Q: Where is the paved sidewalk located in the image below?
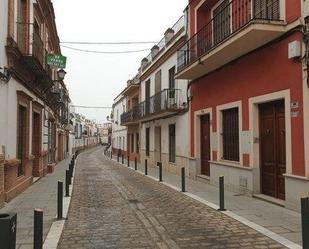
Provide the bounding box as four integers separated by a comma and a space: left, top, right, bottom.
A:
59, 147, 285, 249
0, 157, 71, 249
108, 153, 302, 246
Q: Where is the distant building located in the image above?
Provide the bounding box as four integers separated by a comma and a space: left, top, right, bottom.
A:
98, 123, 112, 145
111, 94, 127, 156
68, 109, 99, 154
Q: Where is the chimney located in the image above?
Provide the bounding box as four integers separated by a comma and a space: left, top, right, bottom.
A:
164, 28, 175, 44
151, 45, 160, 59
141, 57, 149, 68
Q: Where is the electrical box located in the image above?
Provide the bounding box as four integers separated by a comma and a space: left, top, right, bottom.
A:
288, 40, 301, 59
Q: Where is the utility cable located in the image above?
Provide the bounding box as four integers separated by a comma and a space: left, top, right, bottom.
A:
71, 105, 112, 109
60, 41, 158, 45
60, 45, 151, 54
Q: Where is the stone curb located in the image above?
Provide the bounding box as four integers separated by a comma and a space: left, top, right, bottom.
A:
43, 156, 77, 249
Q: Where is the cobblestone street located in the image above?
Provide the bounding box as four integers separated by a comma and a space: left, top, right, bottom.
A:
57, 148, 286, 249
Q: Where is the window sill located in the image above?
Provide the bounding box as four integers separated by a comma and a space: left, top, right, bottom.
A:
209, 160, 253, 171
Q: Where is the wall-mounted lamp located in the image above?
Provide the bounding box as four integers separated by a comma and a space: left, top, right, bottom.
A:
0, 67, 12, 83
57, 68, 67, 81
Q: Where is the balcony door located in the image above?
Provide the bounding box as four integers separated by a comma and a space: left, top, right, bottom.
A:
254, 0, 280, 20
213, 0, 231, 45
17, 0, 28, 53
154, 70, 162, 112
145, 79, 150, 115
168, 67, 176, 108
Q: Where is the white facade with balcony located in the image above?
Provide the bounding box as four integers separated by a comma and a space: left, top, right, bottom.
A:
111, 95, 127, 155
138, 16, 191, 176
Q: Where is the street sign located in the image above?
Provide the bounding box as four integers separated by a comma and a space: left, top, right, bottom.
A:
47, 55, 67, 68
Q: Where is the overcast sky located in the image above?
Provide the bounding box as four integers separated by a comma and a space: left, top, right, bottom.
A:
52, 0, 188, 124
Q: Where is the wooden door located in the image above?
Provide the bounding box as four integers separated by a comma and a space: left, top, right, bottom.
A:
200, 115, 210, 176
260, 100, 286, 200
17, 105, 27, 176
58, 133, 63, 161
155, 127, 161, 163
32, 112, 41, 175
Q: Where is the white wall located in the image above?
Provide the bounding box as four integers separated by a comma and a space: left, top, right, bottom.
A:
0, 0, 8, 155
0, 0, 7, 67
140, 53, 188, 104
139, 33, 189, 161
0, 77, 46, 159
141, 113, 189, 158
112, 96, 127, 150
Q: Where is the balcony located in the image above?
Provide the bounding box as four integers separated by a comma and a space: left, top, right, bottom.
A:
121, 89, 186, 125
177, 0, 285, 80
16, 23, 53, 90
120, 105, 144, 125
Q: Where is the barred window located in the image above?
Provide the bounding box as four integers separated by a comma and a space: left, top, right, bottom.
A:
222, 108, 239, 161
146, 128, 150, 156
169, 124, 176, 163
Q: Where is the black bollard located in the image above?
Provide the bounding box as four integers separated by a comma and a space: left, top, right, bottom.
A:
110, 151, 112, 159
57, 181, 63, 219
34, 209, 43, 249
65, 170, 70, 197
218, 176, 226, 211
158, 162, 162, 182
301, 197, 309, 249
181, 167, 186, 192
127, 156, 130, 167
69, 163, 73, 177
122, 154, 124, 164
135, 157, 137, 171
117, 153, 119, 162
145, 159, 148, 175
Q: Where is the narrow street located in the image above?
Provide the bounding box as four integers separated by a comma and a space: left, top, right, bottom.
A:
58, 148, 284, 249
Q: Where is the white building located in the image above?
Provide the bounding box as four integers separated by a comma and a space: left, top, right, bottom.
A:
139, 16, 189, 175
98, 122, 112, 145
111, 94, 127, 156
68, 109, 99, 154
0, 0, 70, 205
118, 15, 190, 175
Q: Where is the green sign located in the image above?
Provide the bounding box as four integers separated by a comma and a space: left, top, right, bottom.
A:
47, 54, 67, 68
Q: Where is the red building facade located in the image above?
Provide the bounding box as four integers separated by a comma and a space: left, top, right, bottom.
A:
177, 0, 309, 210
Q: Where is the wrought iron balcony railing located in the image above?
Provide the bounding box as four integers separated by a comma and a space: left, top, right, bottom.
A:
177, 0, 281, 72
17, 23, 45, 66
121, 89, 184, 125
